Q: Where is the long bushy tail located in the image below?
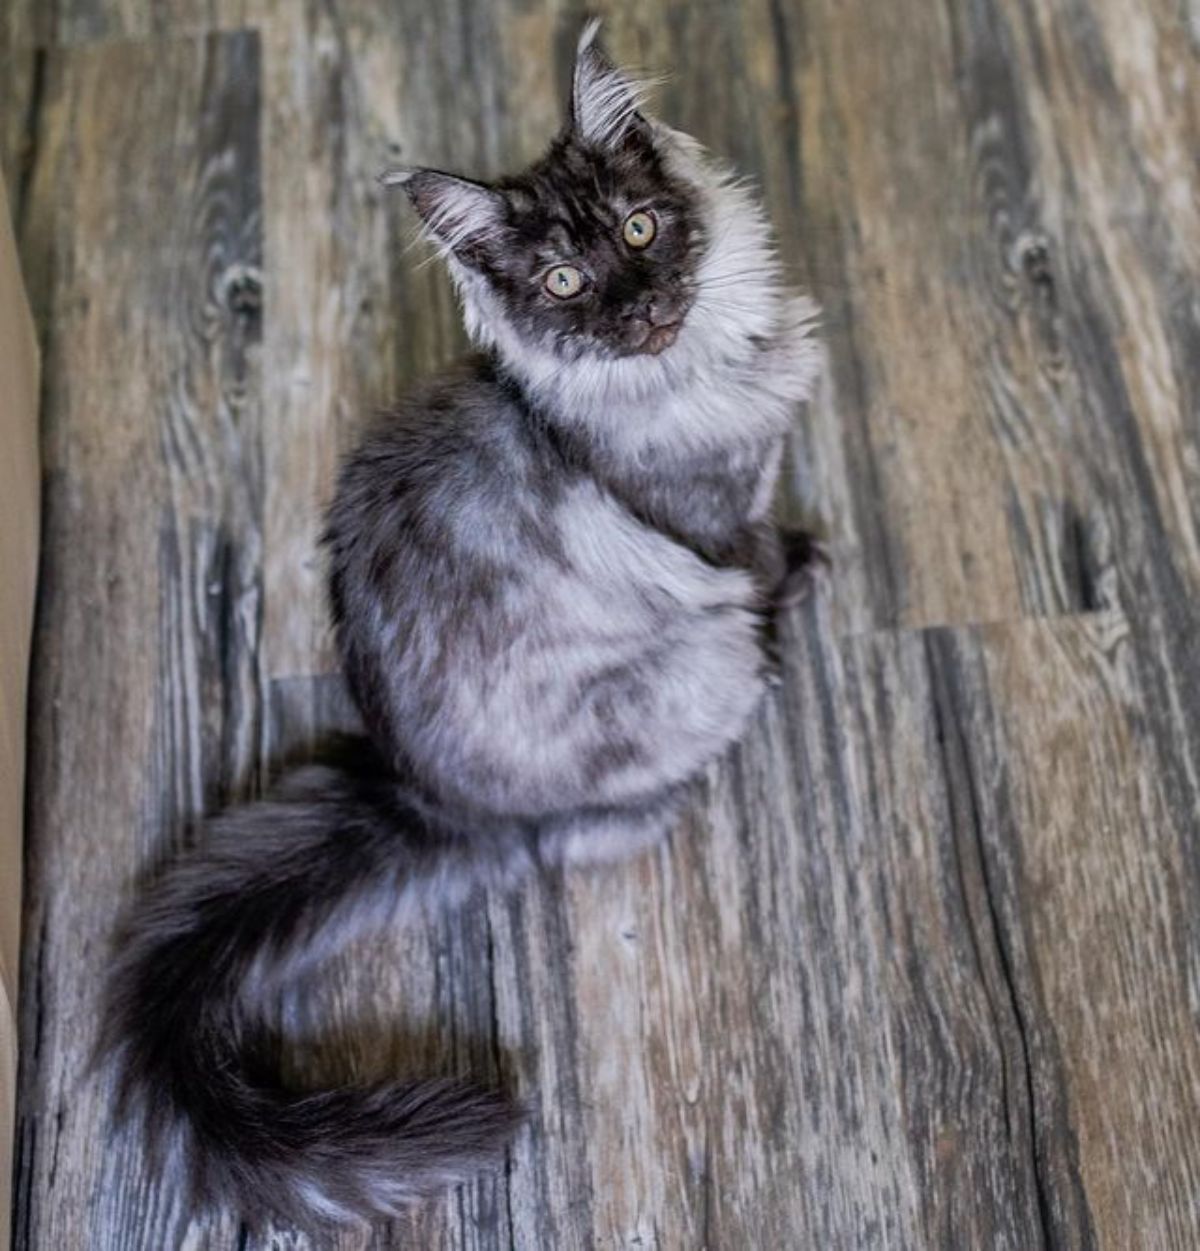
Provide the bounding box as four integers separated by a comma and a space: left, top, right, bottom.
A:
98, 749, 529, 1227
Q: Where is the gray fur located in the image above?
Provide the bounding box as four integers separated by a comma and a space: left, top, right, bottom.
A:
100, 21, 823, 1232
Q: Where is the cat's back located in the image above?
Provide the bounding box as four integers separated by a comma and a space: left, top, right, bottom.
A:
326, 356, 569, 607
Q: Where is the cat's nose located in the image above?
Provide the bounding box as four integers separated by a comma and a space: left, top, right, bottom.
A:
646, 297, 682, 327
628, 294, 682, 328
625, 294, 686, 354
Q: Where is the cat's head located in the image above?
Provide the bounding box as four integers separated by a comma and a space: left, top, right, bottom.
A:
385, 21, 785, 399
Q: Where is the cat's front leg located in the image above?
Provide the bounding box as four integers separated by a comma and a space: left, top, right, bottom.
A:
775, 525, 831, 607
743, 521, 830, 610
736, 517, 828, 690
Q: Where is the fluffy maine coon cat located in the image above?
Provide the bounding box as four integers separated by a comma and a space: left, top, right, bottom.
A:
99, 20, 824, 1229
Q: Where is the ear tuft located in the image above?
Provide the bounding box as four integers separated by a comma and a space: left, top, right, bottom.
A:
577, 15, 603, 58
385, 168, 507, 264
571, 21, 655, 148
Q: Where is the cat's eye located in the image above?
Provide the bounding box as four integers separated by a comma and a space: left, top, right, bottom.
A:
544, 265, 584, 298
623, 210, 657, 249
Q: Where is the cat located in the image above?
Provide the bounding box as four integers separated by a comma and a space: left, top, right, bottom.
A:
98, 19, 824, 1229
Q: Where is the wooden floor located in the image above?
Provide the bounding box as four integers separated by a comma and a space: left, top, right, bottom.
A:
4, 1, 1200, 1247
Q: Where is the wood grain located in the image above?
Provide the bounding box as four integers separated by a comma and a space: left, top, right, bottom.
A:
12, 30, 262, 1250
5, 2, 1200, 1249
930, 614, 1200, 1249
745, 0, 1199, 634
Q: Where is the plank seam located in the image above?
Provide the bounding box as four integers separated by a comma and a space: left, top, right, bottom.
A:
924, 630, 1054, 1249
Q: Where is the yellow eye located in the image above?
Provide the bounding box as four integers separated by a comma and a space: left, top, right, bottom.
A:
544, 265, 584, 298
623, 210, 657, 249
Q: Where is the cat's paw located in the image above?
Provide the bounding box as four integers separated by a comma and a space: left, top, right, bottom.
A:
774, 526, 831, 608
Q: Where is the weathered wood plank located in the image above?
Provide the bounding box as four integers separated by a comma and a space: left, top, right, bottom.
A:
932, 611, 1200, 1248
732, 0, 1066, 631
0, 26, 40, 218
736, 0, 1199, 634
0, 0, 45, 54
12, 30, 263, 1250
26, 0, 251, 45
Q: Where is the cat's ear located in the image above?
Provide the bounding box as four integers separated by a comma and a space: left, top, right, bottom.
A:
570, 19, 653, 149
381, 168, 508, 267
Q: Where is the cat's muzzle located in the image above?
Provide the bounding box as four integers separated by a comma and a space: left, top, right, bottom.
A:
623, 293, 690, 355
642, 320, 682, 354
